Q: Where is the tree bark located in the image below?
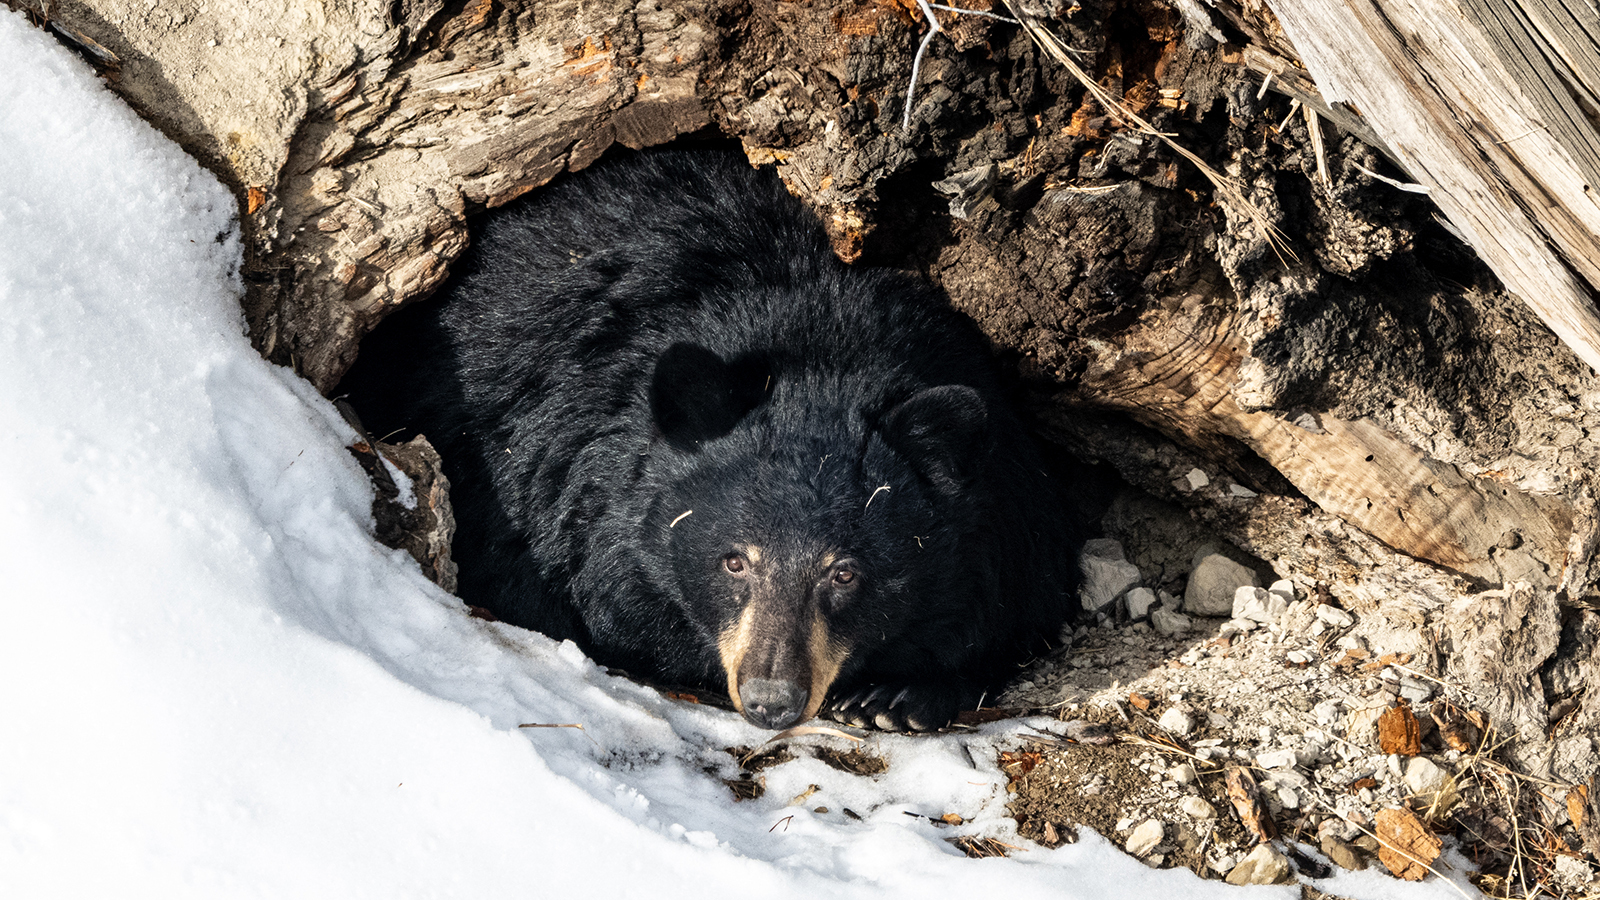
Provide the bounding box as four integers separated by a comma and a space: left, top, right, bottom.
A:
25, 0, 1600, 790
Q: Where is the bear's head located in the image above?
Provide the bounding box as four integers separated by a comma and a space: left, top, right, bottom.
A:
642, 341, 991, 730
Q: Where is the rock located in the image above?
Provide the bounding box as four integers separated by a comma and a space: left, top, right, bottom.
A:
1345, 705, 1387, 746
1554, 854, 1595, 888
1184, 467, 1210, 490
1285, 649, 1315, 665
1082, 537, 1127, 561
1278, 787, 1300, 809
1388, 753, 1407, 779
1125, 819, 1164, 857
1397, 675, 1435, 704
1150, 607, 1193, 635
1313, 698, 1342, 726
1321, 835, 1367, 871
1125, 587, 1158, 619
1179, 796, 1216, 819
1080, 541, 1142, 613
1404, 757, 1457, 811
1185, 553, 1259, 616
1158, 707, 1195, 737
1257, 749, 1298, 769
1233, 585, 1289, 624
1268, 579, 1297, 602
1219, 617, 1257, 638
1315, 604, 1355, 628
1225, 844, 1293, 885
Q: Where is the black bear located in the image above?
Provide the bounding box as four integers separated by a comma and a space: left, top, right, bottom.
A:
344, 150, 1085, 731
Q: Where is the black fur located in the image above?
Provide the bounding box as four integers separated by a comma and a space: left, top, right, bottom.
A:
344, 150, 1086, 731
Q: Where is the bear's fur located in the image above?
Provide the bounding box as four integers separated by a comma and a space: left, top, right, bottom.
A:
344, 150, 1087, 731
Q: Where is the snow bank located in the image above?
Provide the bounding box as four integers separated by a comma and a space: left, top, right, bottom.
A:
0, 12, 1476, 898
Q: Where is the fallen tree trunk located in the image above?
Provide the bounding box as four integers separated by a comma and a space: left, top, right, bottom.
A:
23, 0, 1600, 851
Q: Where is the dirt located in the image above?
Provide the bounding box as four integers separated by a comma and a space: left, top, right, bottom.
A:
986, 509, 1600, 893
1006, 737, 1254, 873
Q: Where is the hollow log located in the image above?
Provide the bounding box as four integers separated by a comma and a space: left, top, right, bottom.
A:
24, 0, 1600, 786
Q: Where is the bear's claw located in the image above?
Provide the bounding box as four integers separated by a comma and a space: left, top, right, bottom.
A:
823, 682, 960, 732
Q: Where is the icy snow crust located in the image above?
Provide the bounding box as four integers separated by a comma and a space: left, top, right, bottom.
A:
0, 13, 1471, 898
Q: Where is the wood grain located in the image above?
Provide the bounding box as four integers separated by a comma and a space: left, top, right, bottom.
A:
1262, 0, 1600, 373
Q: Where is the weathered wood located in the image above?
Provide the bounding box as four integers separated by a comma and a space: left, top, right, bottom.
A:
1075, 293, 1573, 584
49, 0, 719, 392
1262, 0, 1600, 374
33, 0, 1600, 784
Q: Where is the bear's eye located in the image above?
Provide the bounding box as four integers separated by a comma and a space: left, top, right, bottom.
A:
831, 567, 856, 586
721, 553, 747, 575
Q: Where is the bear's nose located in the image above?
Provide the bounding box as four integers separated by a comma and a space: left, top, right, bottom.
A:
738, 678, 807, 730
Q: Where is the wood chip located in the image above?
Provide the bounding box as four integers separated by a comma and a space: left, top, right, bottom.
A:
999, 749, 1042, 778
946, 835, 1014, 858
1378, 704, 1422, 756
1568, 784, 1588, 831
1225, 765, 1278, 843
1429, 701, 1482, 752
940, 813, 964, 825
1332, 647, 1371, 671
1572, 776, 1600, 857
1128, 691, 1152, 711
1347, 776, 1379, 793
1363, 651, 1413, 673
1374, 807, 1442, 880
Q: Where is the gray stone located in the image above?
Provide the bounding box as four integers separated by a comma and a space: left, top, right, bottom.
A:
1397, 675, 1435, 703
1405, 756, 1457, 810
1179, 796, 1215, 819
1124, 587, 1158, 620
1125, 819, 1164, 857
1082, 537, 1127, 561
1158, 706, 1195, 737
1321, 835, 1367, 871
1234, 585, 1288, 624
1267, 579, 1297, 603
1184, 553, 1259, 616
1315, 604, 1355, 628
1553, 855, 1595, 888
1080, 542, 1142, 613
1150, 607, 1193, 635
1225, 844, 1293, 885
1256, 749, 1298, 769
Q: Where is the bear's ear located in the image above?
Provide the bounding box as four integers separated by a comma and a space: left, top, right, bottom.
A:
880, 384, 989, 492
650, 343, 767, 451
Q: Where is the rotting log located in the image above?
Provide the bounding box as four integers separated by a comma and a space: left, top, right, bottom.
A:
1260, 0, 1600, 374
1074, 298, 1574, 585
21, 0, 1600, 784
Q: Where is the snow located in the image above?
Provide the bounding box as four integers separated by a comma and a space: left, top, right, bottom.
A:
0, 12, 1480, 898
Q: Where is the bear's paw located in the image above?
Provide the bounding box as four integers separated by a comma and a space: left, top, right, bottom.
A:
823, 681, 963, 733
